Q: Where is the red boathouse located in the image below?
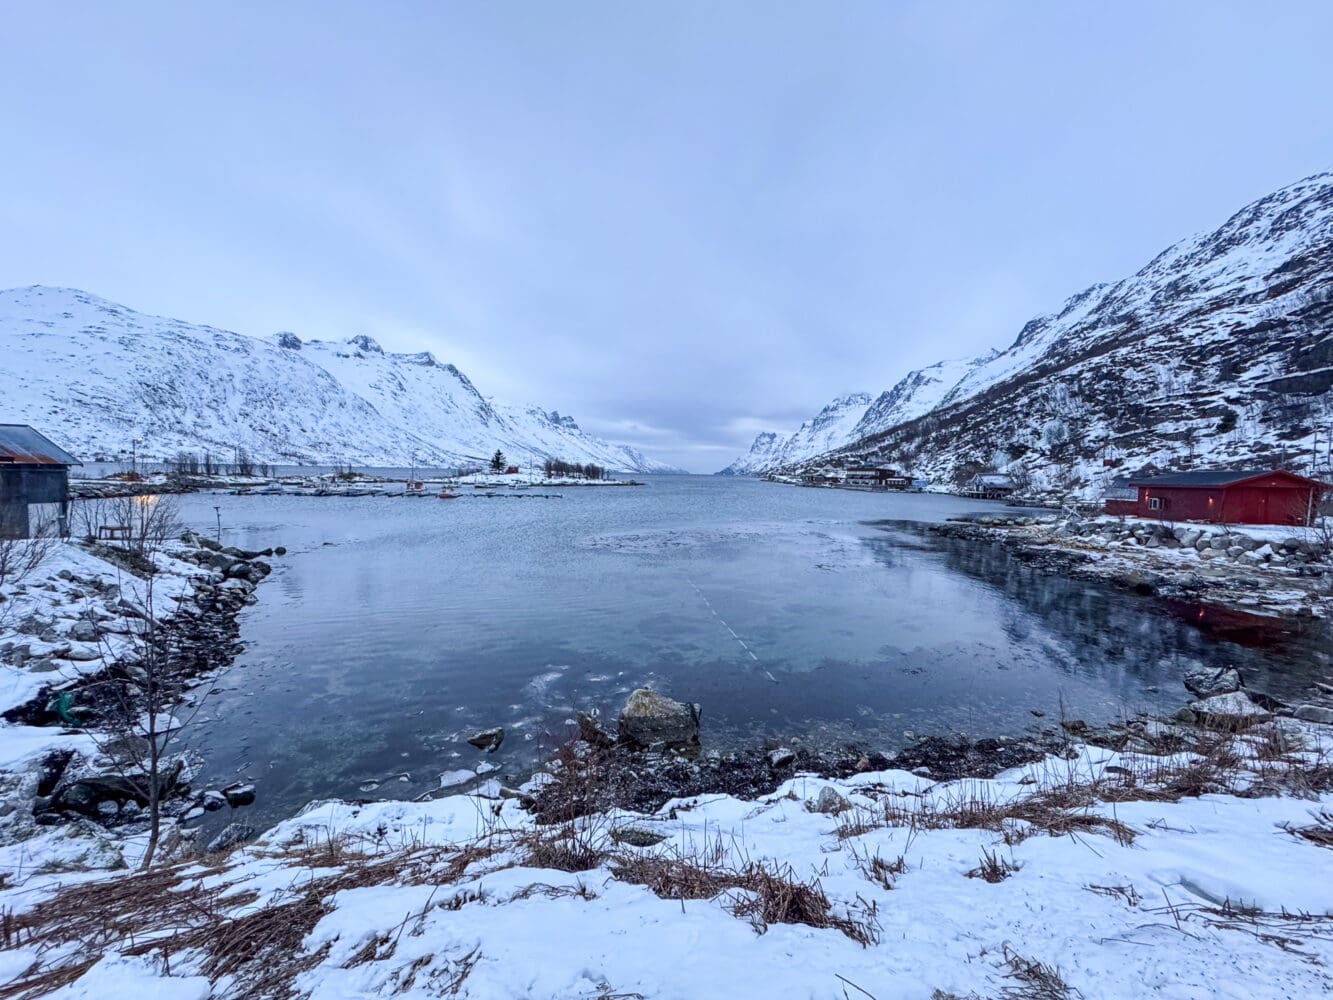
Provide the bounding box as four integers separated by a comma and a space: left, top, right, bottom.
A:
1116, 469, 1326, 526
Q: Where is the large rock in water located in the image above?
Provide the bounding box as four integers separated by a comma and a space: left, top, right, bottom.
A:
617, 689, 701, 749
1189, 691, 1271, 731
1182, 660, 1242, 698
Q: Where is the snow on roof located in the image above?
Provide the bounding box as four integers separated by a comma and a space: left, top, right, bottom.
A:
0, 425, 81, 466
1129, 469, 1318, 488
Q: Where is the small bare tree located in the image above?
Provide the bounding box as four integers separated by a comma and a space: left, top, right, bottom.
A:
0, 525, 57, 588
51, 502, 206, 868
70, 570, 200, 868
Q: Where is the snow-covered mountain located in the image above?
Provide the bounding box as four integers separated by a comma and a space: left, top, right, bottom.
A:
733, 170, 1333, 494
0, 287, 682, 472
719, 393, 872, 475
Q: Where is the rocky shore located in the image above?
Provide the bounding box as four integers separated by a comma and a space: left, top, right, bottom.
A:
926, 511, 1332, 621
0, 531, 279, 863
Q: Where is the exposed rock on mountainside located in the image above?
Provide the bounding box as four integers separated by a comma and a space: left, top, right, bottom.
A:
0, 287, 682, 472
720, 393, 872, 475
725, 171, 1333, 494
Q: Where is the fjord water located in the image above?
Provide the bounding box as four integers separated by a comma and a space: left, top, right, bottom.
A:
176, 477, 1325, 827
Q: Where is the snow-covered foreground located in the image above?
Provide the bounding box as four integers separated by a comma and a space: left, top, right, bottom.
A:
6, 733, 1332, 999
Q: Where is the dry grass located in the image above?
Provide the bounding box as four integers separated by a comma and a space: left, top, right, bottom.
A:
609, 846, 880, 946
848, 843, 909, 890
967, 848, 1020, 884
930, 946, 1082, 1000
1288, 811, 1333, 849
0, 838, 502, 1000
844, 733, 1333, 854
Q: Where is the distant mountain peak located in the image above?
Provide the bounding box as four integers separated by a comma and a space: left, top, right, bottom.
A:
729, 169, 1333, 491
0, 288, 681, 473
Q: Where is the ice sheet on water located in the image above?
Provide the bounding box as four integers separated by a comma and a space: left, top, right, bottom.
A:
523, 666, 568, 698
583, 525, 776, 555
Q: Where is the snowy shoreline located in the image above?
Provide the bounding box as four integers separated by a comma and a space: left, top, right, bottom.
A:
0, 532, 276, 868
4, 524, 1333, 997
926, 512, 1333, 623
3, 721, 1332, 999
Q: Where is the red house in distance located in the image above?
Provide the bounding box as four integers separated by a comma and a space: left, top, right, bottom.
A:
1109, 469, 1326, 526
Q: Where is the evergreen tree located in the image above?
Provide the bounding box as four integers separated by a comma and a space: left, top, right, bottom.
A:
490, 449, 506, 472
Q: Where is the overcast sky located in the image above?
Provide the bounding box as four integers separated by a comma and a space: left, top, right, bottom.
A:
2, 3, 1332, 471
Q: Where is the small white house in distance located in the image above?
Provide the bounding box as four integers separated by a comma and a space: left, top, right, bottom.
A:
962, 472, 1017, 499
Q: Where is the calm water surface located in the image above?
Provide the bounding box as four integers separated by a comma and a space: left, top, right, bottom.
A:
174, 477, 1328, 828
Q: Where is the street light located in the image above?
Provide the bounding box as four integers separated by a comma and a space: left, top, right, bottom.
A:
131, 437, 143, 476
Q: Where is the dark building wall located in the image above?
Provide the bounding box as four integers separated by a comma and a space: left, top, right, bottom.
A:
0, 465, 70, 538
0, 466, 69, 505
0, 502, 29, 539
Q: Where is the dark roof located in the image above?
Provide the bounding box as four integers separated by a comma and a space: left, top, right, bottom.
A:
0, 425, 81, 466
1129, 469, 1318, 489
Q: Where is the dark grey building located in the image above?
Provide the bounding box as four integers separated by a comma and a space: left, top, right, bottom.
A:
0, 425, 81, 538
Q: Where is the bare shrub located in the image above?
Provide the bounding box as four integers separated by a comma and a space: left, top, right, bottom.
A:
847, 843, 908, 891
967, 847, 1020, 883
0, 522, 57, 588
517, 824, 607, 873
1286, 810, 1333, 850
998, 946, 1082, 1000
609, 846, 879, 946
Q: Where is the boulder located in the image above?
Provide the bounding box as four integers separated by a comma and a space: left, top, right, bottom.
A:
1293, 704, 1333, 726
467, 727, 505, 752
206, 822, 256, 854
222, 782, 256, 808
1182, 661, 1242, 698
1189, 691, 1272, 730
617, 689, 701, 750
811, 786, 851, 815
767, 747, 796, 769
201, 790, 228, 812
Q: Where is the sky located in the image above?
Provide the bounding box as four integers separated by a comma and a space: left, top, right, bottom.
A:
2, 3, 1332, 472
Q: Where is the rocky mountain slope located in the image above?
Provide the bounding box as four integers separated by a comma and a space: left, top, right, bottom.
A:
0, 287, 681, 472
719, 393, 872, 475
729, 170, 1333, 495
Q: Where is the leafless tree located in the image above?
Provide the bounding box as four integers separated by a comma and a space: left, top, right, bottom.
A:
0, 523, 57, 588
68, 569, 203, 868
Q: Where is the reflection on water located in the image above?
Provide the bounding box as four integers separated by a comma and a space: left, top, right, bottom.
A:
172, 478, 1326, 830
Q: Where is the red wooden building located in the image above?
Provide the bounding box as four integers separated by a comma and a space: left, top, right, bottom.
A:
1114, 469, 1326, 526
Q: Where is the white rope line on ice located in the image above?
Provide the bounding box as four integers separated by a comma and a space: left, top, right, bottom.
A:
687, 577, 778, 682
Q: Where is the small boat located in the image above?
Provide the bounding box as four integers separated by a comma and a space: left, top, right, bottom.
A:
437, 491, 458, 499
405, 480, 427, 496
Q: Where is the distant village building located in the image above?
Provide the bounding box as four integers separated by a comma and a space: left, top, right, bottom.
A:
843, 465, 911, 491
800, 467, 843, 486
962, 473, 1017, 499
1101, 475, 1138, 516
1124, 469, 1326, 526
0, 425, 81, 539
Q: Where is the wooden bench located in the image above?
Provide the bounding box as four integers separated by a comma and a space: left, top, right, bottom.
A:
97, 525, 132, 541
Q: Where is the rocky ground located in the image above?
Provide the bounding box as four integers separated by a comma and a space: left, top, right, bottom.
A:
927, 511, 1333, 621
0, 530, 279, 865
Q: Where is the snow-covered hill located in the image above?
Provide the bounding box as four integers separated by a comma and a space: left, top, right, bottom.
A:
0, 287, 681, 472
734, 170, 1333, 494
719, 393, 872, 475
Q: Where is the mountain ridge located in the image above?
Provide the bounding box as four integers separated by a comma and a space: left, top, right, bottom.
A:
722, 170, 1333, 493
0, 286, 683, 472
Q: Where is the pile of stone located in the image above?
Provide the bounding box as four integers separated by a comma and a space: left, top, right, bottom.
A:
1053, 519, 1329, 570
